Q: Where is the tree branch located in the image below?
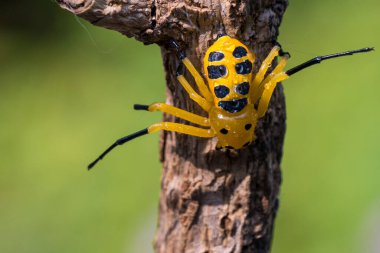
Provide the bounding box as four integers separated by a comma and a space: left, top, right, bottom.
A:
57, 0, 288, 252
57, 0, 156, 42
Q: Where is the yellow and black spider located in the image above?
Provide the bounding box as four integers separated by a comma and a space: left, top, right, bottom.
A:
88, 35, 373, 170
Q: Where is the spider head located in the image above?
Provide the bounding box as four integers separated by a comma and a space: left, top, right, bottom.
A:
203, 35, 255, 113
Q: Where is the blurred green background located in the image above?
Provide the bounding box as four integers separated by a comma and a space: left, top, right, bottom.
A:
0, 1, 379, 252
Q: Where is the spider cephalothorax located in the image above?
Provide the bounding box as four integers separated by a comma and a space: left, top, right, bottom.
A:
87, 35, 373, 169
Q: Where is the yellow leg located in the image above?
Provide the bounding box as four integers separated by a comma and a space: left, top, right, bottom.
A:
177, 75, 212, 112
182, 57, 213, 102
253, 55, 289, 104
148, 122, 215, 138
257, 72, 289, 118
148, 103, 210, 127
251, 46, 280, 102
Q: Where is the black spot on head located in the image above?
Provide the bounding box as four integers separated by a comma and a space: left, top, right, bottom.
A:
214, 85, 230, 98
208, 65, 227, 79
220, 128, 228, 135
208, 52, 224, 62
236, 82, 250, 95
245, 124, 252, 130
233, 46, 247, 58
235, 60, 252, 75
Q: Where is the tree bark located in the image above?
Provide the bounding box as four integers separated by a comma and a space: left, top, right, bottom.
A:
57, 0, 288, 252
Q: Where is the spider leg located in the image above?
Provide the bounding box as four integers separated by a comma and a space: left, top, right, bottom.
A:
88, 123, 215, 170
177, 74, 212, 112
253, 55, 289, 104
88, 128, 149, 170
148, 122, 215, 137
286, 47, 374, 76
134, 103, 210, 127
170, 40, 213, 102
257, 72, 289, 118
251, 46, 280, 100
255, 55, 289, 118
182, 58, 213, 101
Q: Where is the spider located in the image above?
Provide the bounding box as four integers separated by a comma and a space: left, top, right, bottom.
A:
88, 35, 373, 170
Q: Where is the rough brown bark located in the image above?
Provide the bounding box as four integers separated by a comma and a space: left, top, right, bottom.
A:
57, 0, 288, 252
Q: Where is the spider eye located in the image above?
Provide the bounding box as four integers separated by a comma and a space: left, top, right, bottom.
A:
236, 82, 250, 95
208, 65, 227, 79
214, 85, 230, 98
235, 60, 252, 75
233, 46, 247, 58
208, 51, 224, 62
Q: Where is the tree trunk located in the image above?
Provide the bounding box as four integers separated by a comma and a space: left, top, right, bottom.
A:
57, 0, 288, 252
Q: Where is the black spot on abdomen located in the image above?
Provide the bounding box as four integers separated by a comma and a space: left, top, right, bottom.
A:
208, 51, 224, 62
235, 60, 252, 75
218, 98, 247, 113
208, 65, 227, 79
233, 46, 247, 58
214, 85, 230, 98
236, 82, 250, 95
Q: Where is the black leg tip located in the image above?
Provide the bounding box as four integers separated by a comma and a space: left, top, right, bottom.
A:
87, 161, 96, 170
279, 48, 291, 58
364, 47, 375, 52
176, 62, 185, 76
280, 51, 291, 58
134, 104, 149, 110
169, 39, 186, 59
273, 40, 291, 58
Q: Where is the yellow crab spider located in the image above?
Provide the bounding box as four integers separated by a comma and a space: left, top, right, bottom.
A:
88, 35, 373, 170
